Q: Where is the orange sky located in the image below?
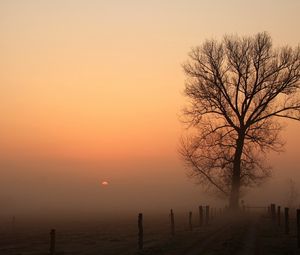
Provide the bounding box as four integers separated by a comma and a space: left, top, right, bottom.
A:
0, 0, 300, 216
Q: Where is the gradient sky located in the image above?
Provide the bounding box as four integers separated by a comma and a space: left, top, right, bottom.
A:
1, 0, 300, 216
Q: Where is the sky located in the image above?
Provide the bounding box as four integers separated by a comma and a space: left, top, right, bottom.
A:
0, 0, 300, 217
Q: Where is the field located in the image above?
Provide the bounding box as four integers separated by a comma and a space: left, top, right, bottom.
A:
0, 210, 299, 255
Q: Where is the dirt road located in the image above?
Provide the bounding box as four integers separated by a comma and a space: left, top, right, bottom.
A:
142, 214, 299, 255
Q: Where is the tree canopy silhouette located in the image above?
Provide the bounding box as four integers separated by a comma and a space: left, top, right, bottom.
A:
180, 32, 300, 209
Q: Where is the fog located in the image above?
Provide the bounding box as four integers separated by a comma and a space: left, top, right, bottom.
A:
1, 0, 300, 222
0, 157, 210, 218
1, 122, 299, 220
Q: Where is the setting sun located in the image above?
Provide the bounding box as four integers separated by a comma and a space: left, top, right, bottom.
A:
101, 181, 109, 186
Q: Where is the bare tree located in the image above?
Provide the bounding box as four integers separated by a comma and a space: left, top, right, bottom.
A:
180, 32, 300, 209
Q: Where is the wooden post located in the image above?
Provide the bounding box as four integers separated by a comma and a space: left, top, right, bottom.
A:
138, 213, 143, 250
205, 205, 210, 225
49, 229, 56, 255
189, 211, 193, 231
271, 203, 276, 223
297, 209, 300, 248
241, 200, 245, 212
170, 209, 175, 236
277, 206, 281, 226
199, 206, 203, 226
285, 207, 289, 235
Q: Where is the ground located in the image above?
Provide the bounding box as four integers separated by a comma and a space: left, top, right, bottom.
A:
140, 213, 299, 255
0, 211, 299, 255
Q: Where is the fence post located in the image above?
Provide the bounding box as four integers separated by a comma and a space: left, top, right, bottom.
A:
277, 206, 281, 226
170, 209, 175, 236
189, 211, 193, 231
205, 205, 210, 225
199, 206, 203, 226
49, 229, 56, 255
297, 209, 300, 248
285, 207, 289, 235
241, 200, 245, 212
138, 213, 143, 250
271, 203, 276, 223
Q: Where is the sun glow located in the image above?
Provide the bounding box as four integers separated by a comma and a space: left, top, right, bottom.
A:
101, 181, 109, 186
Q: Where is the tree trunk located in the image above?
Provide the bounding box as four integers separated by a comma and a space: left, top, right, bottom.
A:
229, 133, 245, 210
